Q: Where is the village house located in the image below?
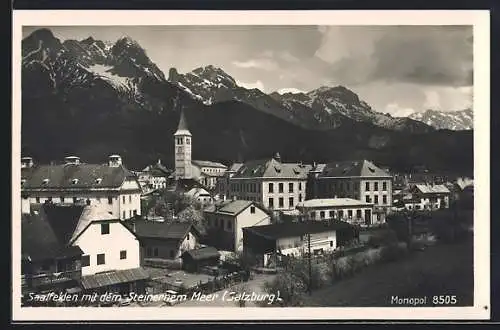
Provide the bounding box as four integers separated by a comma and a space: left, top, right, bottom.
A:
21, 155, 142, 220
21, 206, 84, 301
42, 203, 149, 295
307, 160, 393, 223
136, 159, 172, 192
242, 220, 355, 268
126, 219, 200, 262
224, 153, 312, 214
203, 200, 271, 252
184, 186, 214, 206
173, 110, 228, 190
296, 198, 376, 226
403, 184, 451, 211
215, 162, 244, 200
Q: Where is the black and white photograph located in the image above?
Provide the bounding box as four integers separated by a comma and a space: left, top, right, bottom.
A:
12, 10, 490, 321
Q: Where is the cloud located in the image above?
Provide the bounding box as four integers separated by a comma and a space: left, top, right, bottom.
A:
236, 80, 266, 92
232, 58, 279, 71
385, 103, 416, 117
277, 87, 306, 94
314, 26, 473, 87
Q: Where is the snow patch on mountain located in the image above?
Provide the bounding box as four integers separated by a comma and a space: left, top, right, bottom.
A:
88, 64, 129, 87
409, 109, 473, 130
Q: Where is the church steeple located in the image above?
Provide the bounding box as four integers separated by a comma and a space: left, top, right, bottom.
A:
174, 109, 192, 179
175, 109, 191, 136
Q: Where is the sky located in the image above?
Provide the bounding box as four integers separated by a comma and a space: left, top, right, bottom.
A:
23, 25, 473, 116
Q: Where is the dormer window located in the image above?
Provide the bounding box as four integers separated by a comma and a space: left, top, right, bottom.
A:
95, 178, 103, 184
71, 178, 79, 185
42, 178, 50, 185
274, 166, 281, 173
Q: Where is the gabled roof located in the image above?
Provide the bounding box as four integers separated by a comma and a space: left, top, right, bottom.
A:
204, 199, 264, 217
192, 160, 228, 169
414, 184, 451, 194
319, 160, 391, 178
22, 163, 139, 190
128, 220, 199, 240
181, 247, 220, 261
228, 163, 244, 172
21, 209, 83, 262
231, 158, 312, 179
243, 220, 354, 240
185, 187, 212, 198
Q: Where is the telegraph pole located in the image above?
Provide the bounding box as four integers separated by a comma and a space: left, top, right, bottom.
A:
307, 233, 312, 296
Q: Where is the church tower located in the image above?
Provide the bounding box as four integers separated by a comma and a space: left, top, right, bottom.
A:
174, 110, 192, 179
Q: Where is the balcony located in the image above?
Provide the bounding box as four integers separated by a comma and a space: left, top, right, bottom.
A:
25, 269, 81, 289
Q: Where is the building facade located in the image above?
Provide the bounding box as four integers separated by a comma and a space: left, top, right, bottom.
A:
308, 160, 393, 222
203, 200, 271, 252
224, 154, 312, 213
21, 155, 142, 220
404, 184, 451, 211
296, 198, 376, 226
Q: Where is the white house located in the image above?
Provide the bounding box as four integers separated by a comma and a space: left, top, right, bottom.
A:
185, 187, 213, 206
21, 155, 142, 220
404, 184, 451, 211
203, 200, 271, 252
296, 198, 377, 226
43, 203, 149, 295
242, 221, 354, 267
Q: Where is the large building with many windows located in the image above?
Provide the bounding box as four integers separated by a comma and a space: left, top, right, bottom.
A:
21, 155, 142, 220
307, 160, 393, 222
223, 153, 312, 213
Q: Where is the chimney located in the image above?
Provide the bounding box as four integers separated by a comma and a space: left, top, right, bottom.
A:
273, 152, 281, 162
108, 155, 123, 167
64, 156, 80, 165
21, 157, 34, 169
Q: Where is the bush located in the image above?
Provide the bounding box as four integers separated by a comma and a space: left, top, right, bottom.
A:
260, 271, 306, 307
366, 229, 399, 248
380, 243, 408, 263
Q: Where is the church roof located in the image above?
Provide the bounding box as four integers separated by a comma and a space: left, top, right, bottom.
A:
174, 110, 191, 136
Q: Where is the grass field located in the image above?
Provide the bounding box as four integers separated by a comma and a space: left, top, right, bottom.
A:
303, 235, 473, 307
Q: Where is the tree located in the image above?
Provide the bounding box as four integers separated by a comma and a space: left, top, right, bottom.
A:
177, 205, 205, 230
261, 271, 306, 307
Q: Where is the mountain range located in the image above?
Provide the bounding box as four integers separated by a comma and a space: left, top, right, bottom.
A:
409, 109, 473, 130
20, 28, 473, 175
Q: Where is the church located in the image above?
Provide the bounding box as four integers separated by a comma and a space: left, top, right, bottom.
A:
173, 111, 228, 191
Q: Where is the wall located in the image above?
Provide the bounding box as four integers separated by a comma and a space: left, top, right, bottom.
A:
260, 179, 307, 211
235, 205, 271, 252
73, 221, 140, 276
277, 230, 337, 257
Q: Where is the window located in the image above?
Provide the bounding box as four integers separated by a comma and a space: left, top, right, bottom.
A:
330, 241, 334, 247
146, 247, 152, 257
356, 210, 362, 218
279, 183, 284, 193
269, 198, 274, 208
177, 147, 183, 153
299, 194, 302, 202
279, 197, 284, 208
81, 255, 90, 267
310, 211, 316, 219
123, 196, 126, 204
268, 183, 274, 193
365, 182, 370, 191
108, 196, 113, 204
60, 196, 65, 203
133, 210, 137, 216
289, 183, 294, 193
186, 138, 190, 145
348, 210, 353, 218
250, 206, 256, 214
374, 195, 379, 204
177, 137, 183, 144
73, 197, 78, 203
366, 195, 371, 203
129, 195, 132, 203
123, 211, 126, 219
101, 223, 110, 235
227, 221, 232, 230
35, 197, 40, 203
299, 182, 302, 191
383, 181, 387, 191
129, 210, 132, 218
382, 195, 387, 204
329, 211, 335, 218
338, 210, 344, 218
374, 182, 379, 191
153, 248, 159, 257
97, 254, 105, 265
289, 197, 294, 208
120, 250, 127, 260
320, 211, 325, 219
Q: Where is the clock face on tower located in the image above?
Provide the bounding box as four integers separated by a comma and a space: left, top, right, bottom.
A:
177, 147, 183, 153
